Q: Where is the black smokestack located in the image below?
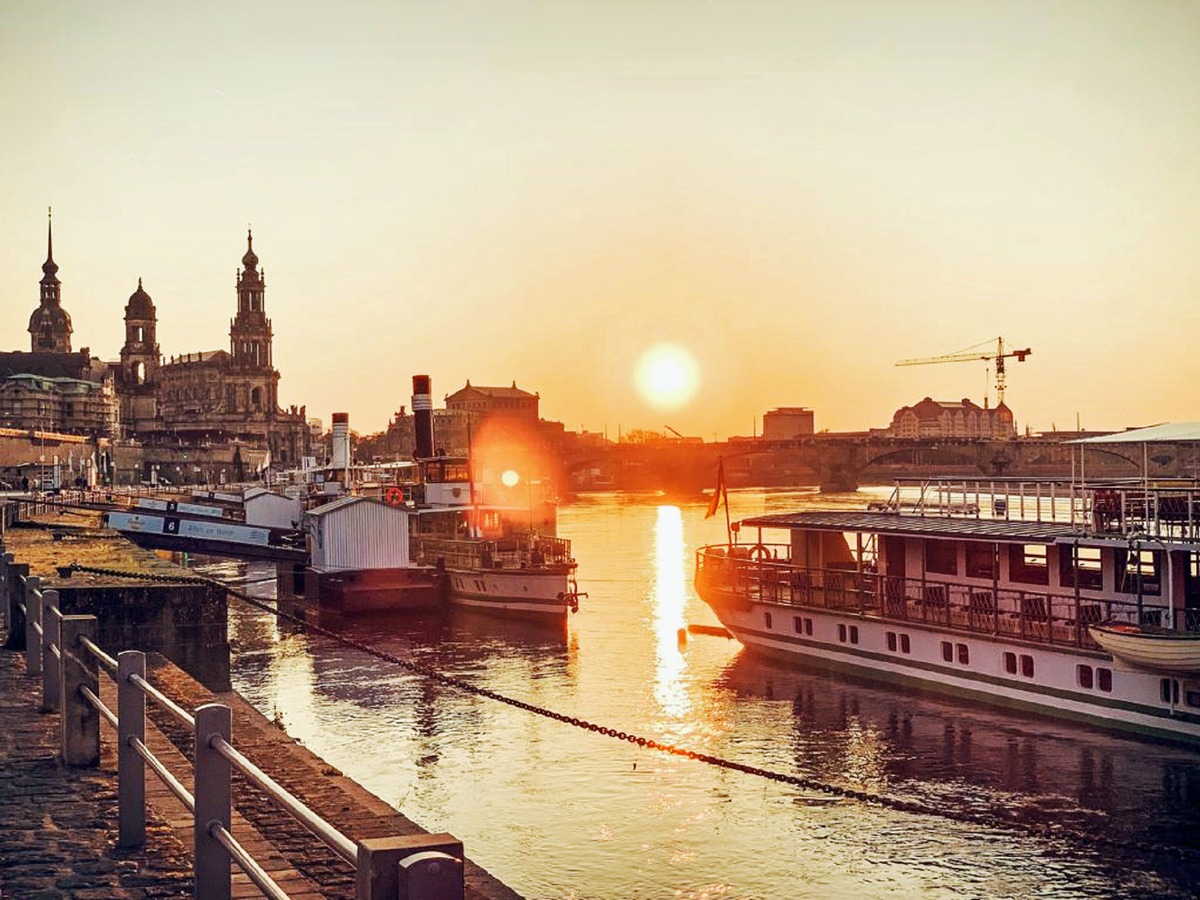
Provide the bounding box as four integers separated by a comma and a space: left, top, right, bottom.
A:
412, 375, 433, 460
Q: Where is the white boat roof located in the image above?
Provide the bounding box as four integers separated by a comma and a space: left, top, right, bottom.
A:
1072, 422, 1200, 443
740, 510, 1084, 544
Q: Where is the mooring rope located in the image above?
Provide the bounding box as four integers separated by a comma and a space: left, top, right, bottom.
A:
66, 561, 1200, 863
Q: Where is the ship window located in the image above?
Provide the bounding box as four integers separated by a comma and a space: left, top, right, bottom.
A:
764, 612, 773, 629
794, 616, 804, 634
1010, 545, 1049, 585
925, 541, 957, 575
900, 634, 910, 654
1060, 546, 1104, 591
1003, 652, 1018, 675
1020, 654, 1034, 678
1117, 548, 1161, 596
941, 641, 953, 662
1077, 664, 1094, 689
804, 617, 813, 636
956, 643, 969, 665
965, 542, 996, 578
1187, 690, 1200, 709
837, 623, 847, 642
1161, 678, 1180, 704
849, 625, 859, 644
887, 631, 897, 652
1097, 668, 1112, 692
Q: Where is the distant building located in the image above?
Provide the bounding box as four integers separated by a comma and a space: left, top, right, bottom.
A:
445, 381, 539, 421
762, 407, 815, 440
5, 218, 311, 475
888, 397, 1015, 438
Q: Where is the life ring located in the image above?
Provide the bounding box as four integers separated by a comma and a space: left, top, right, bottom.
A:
384, 486, 405, 507
751, 544, 771, 560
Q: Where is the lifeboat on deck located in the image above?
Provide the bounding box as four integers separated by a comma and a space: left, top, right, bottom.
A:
1088, 623, 1200, 675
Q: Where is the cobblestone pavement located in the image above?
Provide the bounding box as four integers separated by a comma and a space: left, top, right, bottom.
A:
0, 622, 193, 899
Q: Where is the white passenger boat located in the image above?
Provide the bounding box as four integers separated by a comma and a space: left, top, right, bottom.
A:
408, 454, 580, 619
695, 476, 1200, 746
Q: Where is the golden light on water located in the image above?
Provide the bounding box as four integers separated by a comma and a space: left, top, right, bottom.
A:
652, 504, 690, 721
634, 343, 700, 412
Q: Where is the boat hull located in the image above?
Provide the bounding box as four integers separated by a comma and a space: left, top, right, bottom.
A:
305, 565, 445, 614
445, 565, 578, 617
698, 585, 1200, 747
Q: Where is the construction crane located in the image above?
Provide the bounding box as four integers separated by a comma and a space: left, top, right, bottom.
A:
895, 336, 1031, 405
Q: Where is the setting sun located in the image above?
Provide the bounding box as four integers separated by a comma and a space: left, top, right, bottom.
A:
634, 344, 701, 411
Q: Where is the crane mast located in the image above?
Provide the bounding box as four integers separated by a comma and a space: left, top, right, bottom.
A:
895, 337, 1031, 405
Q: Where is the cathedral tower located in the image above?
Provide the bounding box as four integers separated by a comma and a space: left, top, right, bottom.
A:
28, 209, 73, 353
120, 279, 160, 387
227, 229, 279, 413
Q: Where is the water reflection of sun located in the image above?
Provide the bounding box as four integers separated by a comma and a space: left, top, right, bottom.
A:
652, 505, 691, 721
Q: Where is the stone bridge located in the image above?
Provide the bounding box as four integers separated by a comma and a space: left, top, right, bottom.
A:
559, 435, 1198, 494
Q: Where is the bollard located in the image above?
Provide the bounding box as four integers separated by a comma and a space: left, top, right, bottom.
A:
356, 833, 464, 900
41, 591, 61, 712
60, 615, 100, 766
4, 560, 28, 651
118, 651, 147, 848
24, 576, 41, 676
195, 703, 232, 900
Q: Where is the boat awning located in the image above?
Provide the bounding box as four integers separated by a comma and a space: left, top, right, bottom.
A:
1071, 422, 1200, 444
739, 511, 1084, 544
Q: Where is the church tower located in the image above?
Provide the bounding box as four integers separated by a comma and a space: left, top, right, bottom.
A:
28, 209, 73, 353
227, 229, 279, 414
120, 279, 160, 387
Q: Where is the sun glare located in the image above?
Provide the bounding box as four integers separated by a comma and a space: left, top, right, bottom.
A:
634, 344, 700, 411
500, 469, 521, 487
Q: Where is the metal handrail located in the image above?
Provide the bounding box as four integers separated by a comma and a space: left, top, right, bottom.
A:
79, 635, 117, 674
211, 735, 357, 864
130, 735, 194, 813
80, 684, 117, 728
210, 823, 290, 900
129, 672, 195, 728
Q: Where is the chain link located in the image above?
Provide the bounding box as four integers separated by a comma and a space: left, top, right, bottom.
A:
68, 563, 1200, 862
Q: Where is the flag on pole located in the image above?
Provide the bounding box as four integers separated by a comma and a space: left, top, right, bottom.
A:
705, 458, 726, 519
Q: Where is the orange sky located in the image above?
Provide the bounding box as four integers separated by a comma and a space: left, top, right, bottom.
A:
3, 2, 1199, 439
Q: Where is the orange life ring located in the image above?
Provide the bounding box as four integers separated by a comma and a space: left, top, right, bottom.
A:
384, 486, 405, 506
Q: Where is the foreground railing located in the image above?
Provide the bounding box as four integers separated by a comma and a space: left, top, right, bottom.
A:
1, 545, 464, 900
695, 545, 1188, 649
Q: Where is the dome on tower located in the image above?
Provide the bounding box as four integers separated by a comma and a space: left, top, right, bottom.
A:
125, 278, 155, 317
241, 229, 259, 270
28, 304, 72, 334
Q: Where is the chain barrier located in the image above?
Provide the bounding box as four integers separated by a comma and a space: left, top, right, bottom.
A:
65, 562, 1200, 863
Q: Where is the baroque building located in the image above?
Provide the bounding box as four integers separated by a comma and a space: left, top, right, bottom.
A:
888, 397, 1015, 439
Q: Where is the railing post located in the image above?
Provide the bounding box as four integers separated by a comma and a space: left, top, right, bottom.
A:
24, 576, 42, 676
60, 615, 100, 766
194, 703, 232, 900
41, 590, 61, 712
118, 650, 147, 848
356, 833, 464, 900
0, 545, 7, 628
4, 559, 28, 651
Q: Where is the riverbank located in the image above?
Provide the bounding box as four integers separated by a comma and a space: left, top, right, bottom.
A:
0, 511, 521, 900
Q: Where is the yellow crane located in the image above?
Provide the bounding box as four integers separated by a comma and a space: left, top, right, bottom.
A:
895, 336, 1031, 405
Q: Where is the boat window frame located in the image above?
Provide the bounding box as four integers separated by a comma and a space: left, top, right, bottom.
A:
925, 539, 958, 576
1010, 544, 1050, 586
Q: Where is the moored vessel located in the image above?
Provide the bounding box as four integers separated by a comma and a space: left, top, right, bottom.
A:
695, 472, 1200, 745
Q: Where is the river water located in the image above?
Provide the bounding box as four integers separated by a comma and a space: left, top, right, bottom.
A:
213, 489, 1200, 899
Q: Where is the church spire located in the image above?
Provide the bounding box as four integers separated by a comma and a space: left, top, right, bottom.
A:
41, 206, 59, 284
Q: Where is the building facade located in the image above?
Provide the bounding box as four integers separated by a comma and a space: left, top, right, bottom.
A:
888, 397, 1015, 439
762, 407, 815, 440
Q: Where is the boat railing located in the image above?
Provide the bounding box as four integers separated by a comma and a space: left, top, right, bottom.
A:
413, 534, 573, 570
695, 544, 1192, 648
878, 477, 1200, 541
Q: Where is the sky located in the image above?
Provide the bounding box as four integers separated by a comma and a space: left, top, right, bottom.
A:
3, 1, 1199, 439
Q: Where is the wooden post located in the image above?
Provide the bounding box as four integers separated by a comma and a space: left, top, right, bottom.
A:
356, 833, 464, 900
194, 703, 232, 900
118, 650, 147, 848
60, 615, 100, 766
41, 591, 60, 712
4, 560, 28, 651
24, 576, 41, 676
